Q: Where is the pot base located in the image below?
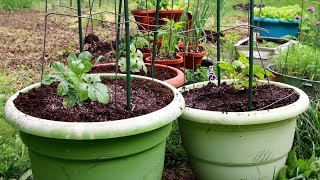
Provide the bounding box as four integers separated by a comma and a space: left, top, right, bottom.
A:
21, 123, 172, 180
178, 118, 296, 180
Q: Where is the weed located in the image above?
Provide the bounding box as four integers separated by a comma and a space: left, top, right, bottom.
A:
165, 121, 188, 168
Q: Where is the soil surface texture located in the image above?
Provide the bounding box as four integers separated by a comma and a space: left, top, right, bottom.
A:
183, 82, 299, 112
90, 65, 176, 81
14, 79, 173, 122
162, 161, 195, 180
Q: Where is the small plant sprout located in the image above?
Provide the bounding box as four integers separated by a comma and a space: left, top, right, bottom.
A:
158, 18, 184, 58
43, 51, 109, 107
119, 44, 147, 74
218, 51, 274, 89
207, 66, 216, 81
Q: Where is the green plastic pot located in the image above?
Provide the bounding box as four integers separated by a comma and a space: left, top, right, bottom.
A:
4, 74, 185, 180
178, 80, 309, 180
267, 64, 320, 97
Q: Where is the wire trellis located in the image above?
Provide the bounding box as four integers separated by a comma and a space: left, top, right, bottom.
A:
39, 0, 314, 111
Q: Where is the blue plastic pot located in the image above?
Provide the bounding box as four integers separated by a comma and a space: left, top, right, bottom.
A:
254, 17, 299, 38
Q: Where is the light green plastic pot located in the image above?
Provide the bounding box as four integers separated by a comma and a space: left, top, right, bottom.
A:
178, 80, 309, 180
4, 74, 185, 180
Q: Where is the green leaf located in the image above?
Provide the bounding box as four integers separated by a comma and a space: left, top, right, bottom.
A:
84, 74, 101, 83
277, 165, 289, 180
57, 81, 69, 96
81, 61, 93, 73
232, 60, 245, 68
88, 83, 109, 104
296, 159, 308, 172
255, 72, 265, 79
43, 74, 58, 85
78, 51, 93, 62
74, 83, 88, 101
63, 93, 79, 107
218, 61, 233, 72
67, 53, 77, 65
51, 62, 65, 74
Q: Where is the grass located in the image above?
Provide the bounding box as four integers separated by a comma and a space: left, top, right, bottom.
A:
294, 98, 320, 160
0, 66, 37, 179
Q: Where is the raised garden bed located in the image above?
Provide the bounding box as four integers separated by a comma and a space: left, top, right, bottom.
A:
235, 36, 293, 67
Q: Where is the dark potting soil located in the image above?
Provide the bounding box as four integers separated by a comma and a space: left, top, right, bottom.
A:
162, 161, 195, 180
90, 66, 176, 81
85, 39, 117, 61
183, 82, 299, 112
13, 79, 173, 122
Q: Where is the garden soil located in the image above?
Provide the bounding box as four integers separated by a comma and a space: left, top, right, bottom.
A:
14, 79, 173, 122
183, 82, 299, 111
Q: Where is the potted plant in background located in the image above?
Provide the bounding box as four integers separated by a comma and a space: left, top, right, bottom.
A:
267, 43, 320, 97
235, 36, 293, 67
177, 0, 211, 71
158, 0, 187, 26
131, 0, 156, 31
91, 44, 185, 88
145, 18, 184, 68
254, 5, 302, 38
4, 51, 185, 180
177, 53, 309, 179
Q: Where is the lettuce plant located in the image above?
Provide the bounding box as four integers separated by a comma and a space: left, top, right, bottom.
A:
218, 51, 274, 89
43, 51, 109, 107
119, 44, 147, 74
254, 5, 302, 22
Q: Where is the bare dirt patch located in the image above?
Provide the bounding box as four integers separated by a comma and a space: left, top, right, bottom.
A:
0, 10, 116, 72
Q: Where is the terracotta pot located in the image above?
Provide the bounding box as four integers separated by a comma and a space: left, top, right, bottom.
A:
145, 54, 184, 69
131, 9, 156, 31
143, 53, 150, 61
177, 44, 206, 71
159, 9, 184, 25
92, 63, 184, 88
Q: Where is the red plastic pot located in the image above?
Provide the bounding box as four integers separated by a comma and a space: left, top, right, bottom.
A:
159, 9, 183, 25
131, 9, 156, 31
177, 44, 206, 71
145, 54, 184, 69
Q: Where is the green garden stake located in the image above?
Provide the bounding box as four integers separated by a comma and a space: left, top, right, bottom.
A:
248, 0, 254, 111
216, 0, 221, 85
77, 0, 83, 52
151, 0, 161, 78
124, 0, 131, 111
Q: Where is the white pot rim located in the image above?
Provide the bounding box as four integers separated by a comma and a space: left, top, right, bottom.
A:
4, 74, 185, 140
179, 80, 309, 125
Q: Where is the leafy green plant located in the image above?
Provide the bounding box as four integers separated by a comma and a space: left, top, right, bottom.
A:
218, 51, 274, 89
132, 32, 150, 50
221, 32, 240, 60
278, 150, 320, 180
158, 18, 184, 58
185, 0, 212, 51
182, 65, 210, 85
136, 0, 156, 9
166, 0, 188, 10
119, 44, 147, 74
299, 6, 320, 48
294, 98, 320, 160
0, 135, 30, 179
254, 40, 279, 48
43, 51, 109, 107
273, 43, 320, 81
254, 5, 302, 22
